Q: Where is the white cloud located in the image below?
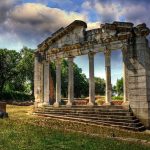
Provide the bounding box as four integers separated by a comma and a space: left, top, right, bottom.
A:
9, 3, 86, 32
81, 1, 91, 10
120, 4, 150, 26
87, 22, 100, 30
94, 1, 122, 22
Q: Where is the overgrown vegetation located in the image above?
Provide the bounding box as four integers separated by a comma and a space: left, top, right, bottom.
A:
0, 105, 149, 150
0, 48, 107, 101
0, 91, 34, 101
0, 48, 34, 101
112, 96, 123, 100
0, 48, 124, 102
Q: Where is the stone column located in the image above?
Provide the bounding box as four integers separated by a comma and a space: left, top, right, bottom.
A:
87, 52, 95, 106
67, 57, 74, 106
104, 49, 112, 105
43, 61, 50, 105
122, 47, 128, 104
40, 63, 44, 103
34, 55, 41, 103
54, 59, 61, 107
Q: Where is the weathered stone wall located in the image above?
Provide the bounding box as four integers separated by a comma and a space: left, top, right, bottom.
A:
126, 36, 150, 127
49, 26, 85, 49
35, 20, 150, 128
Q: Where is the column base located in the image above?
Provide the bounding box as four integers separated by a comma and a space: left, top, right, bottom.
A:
34, 102, 38, 108
87, 102, 94, 107
53, 102, 60, 107
103, 102, 111, 106
66, 101, 72, 107
42, 102, 50, 106
34, 102, 44, 107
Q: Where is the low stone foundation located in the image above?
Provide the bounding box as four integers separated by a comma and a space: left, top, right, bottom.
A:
61, 98, 124, 106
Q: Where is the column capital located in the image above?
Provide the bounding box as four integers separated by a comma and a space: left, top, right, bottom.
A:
104, 46, 111, 56
43, 60, 50, 64
88, 51, 95, 57
68, 56, 74, 60
121, 43, 128, 54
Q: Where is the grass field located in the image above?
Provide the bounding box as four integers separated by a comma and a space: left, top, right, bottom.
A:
0, 105, 150, 150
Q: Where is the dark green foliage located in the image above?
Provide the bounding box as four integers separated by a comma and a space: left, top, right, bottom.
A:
0, 48, 34, 101
0, 91, 33, 101
0, 48, 106, 101
51, 59, 89, 98
17, 47, 34, 94
74, 63, 89, 98
0, 49, 21, 93
61, 60, 69, 98
95, 77, 105, 95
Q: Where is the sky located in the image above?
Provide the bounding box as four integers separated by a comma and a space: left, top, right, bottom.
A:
0, 0, 150, 85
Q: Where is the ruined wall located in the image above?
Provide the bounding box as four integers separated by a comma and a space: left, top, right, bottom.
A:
126, 36, 150, 127
49, 26, 85, 49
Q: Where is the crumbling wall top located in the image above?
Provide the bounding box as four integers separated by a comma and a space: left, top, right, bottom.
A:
37, 20, 150, 53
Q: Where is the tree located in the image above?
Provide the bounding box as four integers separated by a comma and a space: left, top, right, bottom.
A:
17, 47, 34, 94
61, 60, 69, 98
74, 63, 88, 98
0, 49, 21, 94
95, 77, 105, 95
50, 59, 89, 98
115, 77, 123, 96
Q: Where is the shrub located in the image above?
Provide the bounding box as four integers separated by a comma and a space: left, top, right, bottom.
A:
112, 96, 123, 100
95, 99, 105, 105
0, 91, 34, 102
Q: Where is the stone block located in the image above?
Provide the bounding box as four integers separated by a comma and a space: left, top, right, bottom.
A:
127, 68, 146, 76
129, 89, 147, 96
128, 82, 146, 89
128, 76, 146, 83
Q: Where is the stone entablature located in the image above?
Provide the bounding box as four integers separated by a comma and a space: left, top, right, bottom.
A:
34, 20, 150, 128
37, 20, 149, 62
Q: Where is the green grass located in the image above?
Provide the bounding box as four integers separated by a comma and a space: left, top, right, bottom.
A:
0, 105, 149, 150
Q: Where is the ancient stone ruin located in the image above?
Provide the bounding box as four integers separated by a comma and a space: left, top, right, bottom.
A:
34, 20, 150, 128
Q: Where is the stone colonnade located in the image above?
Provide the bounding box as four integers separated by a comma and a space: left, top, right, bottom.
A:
34, 48, 127, 107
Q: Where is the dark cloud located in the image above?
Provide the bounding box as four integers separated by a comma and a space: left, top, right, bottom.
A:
0, 3, 86, 49
83, 0, 150, 27
0, 0, 149, 50
0, 0, 19, 23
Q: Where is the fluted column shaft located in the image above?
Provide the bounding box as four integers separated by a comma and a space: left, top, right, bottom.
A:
34, 55, 41, 103
104, 50, 112, 104
67, 57, 74, 106
54, 60, 61, 107
122, 48, 128, 103
88, 52, 95, 106
43, 61, 50, 105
